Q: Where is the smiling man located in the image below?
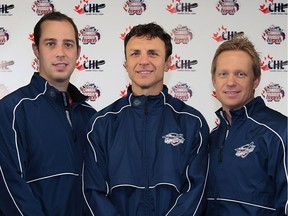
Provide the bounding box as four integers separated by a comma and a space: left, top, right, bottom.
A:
0, 12, 96, 215
205, 35, 288, 216
83, 22, 209, 216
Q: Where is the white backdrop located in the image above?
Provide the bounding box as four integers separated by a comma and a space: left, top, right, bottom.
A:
0, 0, 287, 129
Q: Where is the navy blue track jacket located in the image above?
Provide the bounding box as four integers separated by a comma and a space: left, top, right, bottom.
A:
0, 72, 96, 215
83, 85, 209, 216
206, 96, 288, 216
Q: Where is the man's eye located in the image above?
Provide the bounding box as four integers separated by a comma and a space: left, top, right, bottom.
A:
130, 52, 139, 56
149, 52, 158, 56
47, 42, 55, 47
217, 72, 226, 77
65, 43, 74, 48
237, 72, 246, 77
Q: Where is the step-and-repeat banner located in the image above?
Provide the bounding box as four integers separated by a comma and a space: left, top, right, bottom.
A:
0, 0, 287, 128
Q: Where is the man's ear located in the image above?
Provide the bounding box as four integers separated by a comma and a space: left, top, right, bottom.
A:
164, 56, 172, 72
77, 46, 81, 59
253, 76, 261, 90
123, 61, 127, 70
32, 43, 39, 59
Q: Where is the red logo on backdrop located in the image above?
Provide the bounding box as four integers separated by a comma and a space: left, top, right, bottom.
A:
123, 0, 146, 15
261, 54, 288, 72
261, 82, 285, 102
74, 0, 105, 15
166, 0, 198, 14
76, 55, 88, 71
212, 26, 242, 42
171, 25, 193, 44
262, 25, 286, 44
259, 0, 287, 14
216, 0, 240, 15
169, 82, 193, 101
170, 54, 197, 72
32, 0, 54, 15
76, 54, 105, 71
79, 25, 101, 45
0, 28, 9, 45
120, 26, 133, 40
120, 84, 131, 97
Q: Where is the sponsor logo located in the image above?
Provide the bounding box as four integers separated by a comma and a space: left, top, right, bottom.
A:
32, 0, 54, 15
170, 54, 197, 71
123, 0, 147, 15
262, 25, 286, 44
79, 25, 101, 45
212, 25, 243, 42
0, 27, 9, 45
259, 0, 287, 15
80, 82, 101, 101
216, 0, 240, 15
235, 142, 256, 158
171, 25, 193, 44
74, 0, 105, 15
162, 133, 185, 146
0, 60, 14, 72
169, 82, 193, 101
76, 54, 105, 72
0, 4, 14, 16
261, 54, 288, 72
261, 82, 285, 102
120, 84, 131, 97
166, 0, 198, 14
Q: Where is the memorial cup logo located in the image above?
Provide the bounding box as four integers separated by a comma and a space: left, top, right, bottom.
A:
162, 133, 185, 146
79, 25, 101, 45
261, 82, 285, 102
123, 0, 147, 15
32, 0, 54, 15
216, 0, 240, 15
171, 25, 193, 44
235, 142, 256, 158
80, 82, 101, 101
0, 27, 9, 45
262, 25, 286, 44
169, 82, 193, 101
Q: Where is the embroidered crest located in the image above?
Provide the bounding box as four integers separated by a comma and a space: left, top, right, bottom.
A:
235, 142, 256, 158
162, 133, 185, 146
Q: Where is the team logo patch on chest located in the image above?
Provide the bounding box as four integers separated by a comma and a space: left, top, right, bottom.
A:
162, 133, 185, 146
235, 142, 256, 158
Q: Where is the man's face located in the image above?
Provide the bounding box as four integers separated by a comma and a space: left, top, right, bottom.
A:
33, 20, 80, 91
213, 50, 260, 112
124, 36, 171, 96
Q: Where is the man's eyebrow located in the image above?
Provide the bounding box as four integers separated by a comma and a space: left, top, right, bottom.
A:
42, 38, 75, 44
